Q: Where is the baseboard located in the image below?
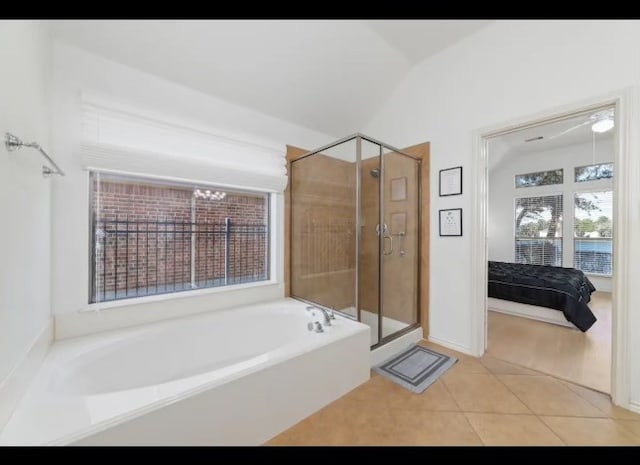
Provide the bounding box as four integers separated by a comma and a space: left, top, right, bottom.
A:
628, 400, 640, 414
370, 327, 423, 366
427, 335, 475, 357
0, 319, 53, 431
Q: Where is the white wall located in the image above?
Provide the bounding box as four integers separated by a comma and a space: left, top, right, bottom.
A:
363, 20, 640, 404
50, 42, 334, 336
488, 140, 614, 292
0, 22, 52, 383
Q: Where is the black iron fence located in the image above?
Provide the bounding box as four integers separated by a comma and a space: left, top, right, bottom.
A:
90, 217, 268, 303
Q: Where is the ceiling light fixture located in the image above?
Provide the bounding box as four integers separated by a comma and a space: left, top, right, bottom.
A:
591, 114, 614, 133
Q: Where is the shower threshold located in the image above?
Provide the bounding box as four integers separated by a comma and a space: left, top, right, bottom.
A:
338, 307, 411, 346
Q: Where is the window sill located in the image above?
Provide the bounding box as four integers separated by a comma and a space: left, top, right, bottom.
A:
583, 272, 612, 278
81, 279, 279, 313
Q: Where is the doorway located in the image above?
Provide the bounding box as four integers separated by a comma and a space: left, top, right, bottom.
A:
470, 93, 633, 405
484, 105, 615, 393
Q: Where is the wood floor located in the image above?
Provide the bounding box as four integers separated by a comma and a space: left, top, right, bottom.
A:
487, 291, 611, 393
267, 339, 640, 446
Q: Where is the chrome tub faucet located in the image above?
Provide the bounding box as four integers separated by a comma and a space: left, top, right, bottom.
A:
306, 304, 335, 326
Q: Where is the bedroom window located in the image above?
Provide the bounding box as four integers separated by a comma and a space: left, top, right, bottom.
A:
89, 172, 270, 303
515, 194, 563, 266
574, 190, 613, 276
515, 169, 563, 188
574, 162, 613, 182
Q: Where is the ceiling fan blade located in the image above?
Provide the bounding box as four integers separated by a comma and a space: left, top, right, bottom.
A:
546, 119, 592, 140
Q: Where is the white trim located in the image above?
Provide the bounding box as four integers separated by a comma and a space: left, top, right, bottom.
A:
472, 87, 638, 408
0, 320, 53, 431
629, 401, 640, 414
427, 335, 474, 357
470, 132, 488, 357
610, 86, 638, 408
84, 279, 279, 313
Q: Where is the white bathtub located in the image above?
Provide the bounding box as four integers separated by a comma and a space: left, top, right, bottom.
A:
0, 298, 370, 446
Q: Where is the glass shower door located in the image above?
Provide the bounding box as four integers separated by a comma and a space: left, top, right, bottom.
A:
379, 149, 421, 343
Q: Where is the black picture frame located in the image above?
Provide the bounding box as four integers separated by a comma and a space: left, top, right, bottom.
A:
439, 166, 463, 197
439, 208, 463, 237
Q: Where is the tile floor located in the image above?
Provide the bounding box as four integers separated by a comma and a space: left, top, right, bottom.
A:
266, 340, 640, 446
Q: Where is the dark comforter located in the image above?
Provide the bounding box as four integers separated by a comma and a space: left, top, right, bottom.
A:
488, 261, 597, 332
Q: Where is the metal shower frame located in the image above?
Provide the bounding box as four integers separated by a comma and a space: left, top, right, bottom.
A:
290, 133, 422, 349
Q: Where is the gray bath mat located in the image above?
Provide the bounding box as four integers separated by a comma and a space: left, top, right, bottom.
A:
373, 344, 457, 393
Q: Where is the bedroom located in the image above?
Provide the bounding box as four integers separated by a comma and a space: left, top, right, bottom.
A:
486, 105, 615, 393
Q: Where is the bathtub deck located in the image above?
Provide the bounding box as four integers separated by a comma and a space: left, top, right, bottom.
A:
0, 298, 370, 446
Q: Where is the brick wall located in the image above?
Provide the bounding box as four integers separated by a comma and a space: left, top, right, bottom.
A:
91, 176, 268, 302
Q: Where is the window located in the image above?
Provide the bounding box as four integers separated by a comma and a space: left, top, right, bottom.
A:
574, 191, 613, 276
515, 169, 563, 188
575, 163, 613, 182
90, 172, 270, 303
515, 195, 563, 266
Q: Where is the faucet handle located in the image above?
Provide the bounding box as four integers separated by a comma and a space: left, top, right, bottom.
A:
313, 321, 324, 333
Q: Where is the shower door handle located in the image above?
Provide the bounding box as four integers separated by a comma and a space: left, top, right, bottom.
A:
377, 223, 393, 255
375, 223, 388, 236
383, 234, 393, 255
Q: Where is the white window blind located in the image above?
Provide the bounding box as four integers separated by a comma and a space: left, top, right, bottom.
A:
79, 96, 288, 192
574, 190, 613, 276
515, 194, 563, 266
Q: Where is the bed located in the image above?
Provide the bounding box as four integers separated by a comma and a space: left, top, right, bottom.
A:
487, 261, 597, 332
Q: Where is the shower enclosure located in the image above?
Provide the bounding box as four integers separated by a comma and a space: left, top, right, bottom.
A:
290, 134, 422, 348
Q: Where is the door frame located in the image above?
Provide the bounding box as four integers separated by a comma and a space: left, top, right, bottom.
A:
470, 87, 639, 409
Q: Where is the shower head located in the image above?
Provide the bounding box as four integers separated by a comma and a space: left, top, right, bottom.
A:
370, 168, 380, 178
5, 132, 24, 152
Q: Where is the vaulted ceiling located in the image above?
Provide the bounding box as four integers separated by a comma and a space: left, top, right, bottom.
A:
48, 20, 491, 137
